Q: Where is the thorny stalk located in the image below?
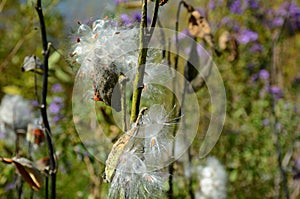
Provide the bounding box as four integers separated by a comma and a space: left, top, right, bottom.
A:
35, 0, 56, 198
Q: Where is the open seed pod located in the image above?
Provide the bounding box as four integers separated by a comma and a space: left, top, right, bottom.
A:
93, 57, 122, 112
103, 108, 148, 183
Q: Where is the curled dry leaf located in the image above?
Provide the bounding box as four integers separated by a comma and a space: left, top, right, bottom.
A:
1, 157, 44, 191
218, 31, 239, 62
21, 56, 44, 74
183, 2, 221, 56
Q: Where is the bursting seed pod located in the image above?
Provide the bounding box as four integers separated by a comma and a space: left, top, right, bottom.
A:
92, 57, 122, 112
103, 107, 148, 183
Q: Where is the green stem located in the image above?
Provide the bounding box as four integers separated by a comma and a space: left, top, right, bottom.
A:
130, 0, 160, 123
120, 75, 128, 132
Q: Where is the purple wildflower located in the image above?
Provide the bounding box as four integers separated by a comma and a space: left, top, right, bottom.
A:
272, 17, 284, 27
209, 0, 216, 10
250, 73, 259, 82
52, 115, 64, 123
274, 2, 300, 31
196, 7, 206, 17
48, 96, 64, 123
220, 17, 240, 32
250, 43, 263, 53
208, 0, 224, 10
237, 29, 258, 44
177, 29, 191, 40
49, 102, 61, 114
4, 182, 16, 191
259, 69, 270, 80
53, 97, 64, 104
120, 14, 131, 25
248, 0, 259, 9
262, 118, 269, 126
269, 86, 283, 99
31, 100, 40, 107
51, 83, 63, 93
132, 12, 142, 23
230, 0, 243, 14
115, 0, 128, 5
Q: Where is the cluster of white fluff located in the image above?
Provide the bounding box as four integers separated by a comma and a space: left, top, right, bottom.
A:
72, 19, 184, 199
72, 19, 171, 112
73, 19, 139, 74
196, 157, 227, 199
108, 150, 167, 199
108, 105, 173, 199
0, 95, 32, 147
0, 95, 32, 131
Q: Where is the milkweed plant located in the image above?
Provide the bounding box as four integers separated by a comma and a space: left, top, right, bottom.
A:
1, 0, 300, 198
71, 0, 227, 197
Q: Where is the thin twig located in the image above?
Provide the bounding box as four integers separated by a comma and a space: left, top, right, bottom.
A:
270, 1, 293, 198
174, 1, 185, 71
167, 2, 185, 198
35, 1, 56, 198
148, 0, 160, 37
271, 44, 290, 199
120, 75, 128, 132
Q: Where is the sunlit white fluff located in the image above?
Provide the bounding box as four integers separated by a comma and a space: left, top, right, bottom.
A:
196, 157, 227, 199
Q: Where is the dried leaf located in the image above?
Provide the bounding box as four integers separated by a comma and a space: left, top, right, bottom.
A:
218, 31, 230, 50
1, 157, 44, 190
1, 157, 14, 164
218, 31, 239, 62
184, 3, 221, 56
21, 56, 44, 74
188, 10, 211, 40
